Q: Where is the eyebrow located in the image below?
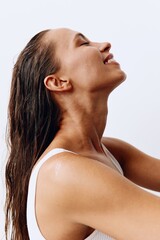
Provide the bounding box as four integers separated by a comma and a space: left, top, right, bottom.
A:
73, 33, 88, 42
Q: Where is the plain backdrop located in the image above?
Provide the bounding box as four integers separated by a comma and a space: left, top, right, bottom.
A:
0, 0, 160, 239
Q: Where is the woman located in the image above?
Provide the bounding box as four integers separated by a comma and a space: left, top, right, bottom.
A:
5, 28, 160, 240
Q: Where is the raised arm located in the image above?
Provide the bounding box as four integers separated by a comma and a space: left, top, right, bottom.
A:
102, 137, 160, 192
51, 153, 160, 240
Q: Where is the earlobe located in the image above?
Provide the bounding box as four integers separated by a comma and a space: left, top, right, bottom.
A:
44, 75, 72, 92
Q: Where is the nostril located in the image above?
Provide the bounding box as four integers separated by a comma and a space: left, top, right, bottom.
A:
99, 42, 111, 52
104, 42, 111, 52
107, 42, 111, 50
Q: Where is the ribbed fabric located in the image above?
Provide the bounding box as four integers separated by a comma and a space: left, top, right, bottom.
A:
27, 147, 122, 239
101, 144, 123, 176
85, 229, 113, 240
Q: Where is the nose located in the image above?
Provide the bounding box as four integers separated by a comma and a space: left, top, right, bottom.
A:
99, 42, 111, 52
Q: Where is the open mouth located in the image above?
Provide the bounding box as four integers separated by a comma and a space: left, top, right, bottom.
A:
103, 53, 115, 64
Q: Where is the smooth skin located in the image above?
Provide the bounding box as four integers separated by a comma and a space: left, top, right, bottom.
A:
34, 28, 160, 240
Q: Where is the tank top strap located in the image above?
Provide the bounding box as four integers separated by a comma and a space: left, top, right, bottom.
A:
102, 144, 124, 175
33, 148, 76, 172
27, 147, 116, 240
27, 148, 76, 240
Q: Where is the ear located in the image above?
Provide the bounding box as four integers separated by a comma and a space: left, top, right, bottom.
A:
44, 74, 72, 92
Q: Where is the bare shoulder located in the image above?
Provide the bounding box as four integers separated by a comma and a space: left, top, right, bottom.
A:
102, 136, 141, 152
102, 136, 128, 147
102, 136, 133, 153
101, 136, 131, 165
102, 136, 159, 164
102, 137, 160, 191
102, 136, 149, 164
40, 151, 160, 240
40, 150, 111, 190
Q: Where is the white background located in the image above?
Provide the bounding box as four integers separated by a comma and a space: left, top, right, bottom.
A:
0, 0, 160, 239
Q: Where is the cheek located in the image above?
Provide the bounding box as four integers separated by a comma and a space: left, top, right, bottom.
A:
72, 63, 101, 90
66, 53, 102, 87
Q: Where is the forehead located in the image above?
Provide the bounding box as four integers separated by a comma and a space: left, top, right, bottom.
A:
46, 28, 78, 48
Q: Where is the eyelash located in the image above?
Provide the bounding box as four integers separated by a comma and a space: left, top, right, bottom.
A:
80, 42, 90, 46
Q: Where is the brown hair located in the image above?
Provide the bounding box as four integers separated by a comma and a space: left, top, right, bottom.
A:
5, 29, 60, 239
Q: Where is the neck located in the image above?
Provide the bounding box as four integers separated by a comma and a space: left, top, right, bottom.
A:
54, 93, 109, 153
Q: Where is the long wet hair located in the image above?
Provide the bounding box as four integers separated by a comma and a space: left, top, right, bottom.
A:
5, 29, 60, 239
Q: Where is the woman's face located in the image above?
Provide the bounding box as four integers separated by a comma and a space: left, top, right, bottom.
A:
47, 28, 126, 93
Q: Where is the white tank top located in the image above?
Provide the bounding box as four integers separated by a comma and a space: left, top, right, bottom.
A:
27, 147, 123, 240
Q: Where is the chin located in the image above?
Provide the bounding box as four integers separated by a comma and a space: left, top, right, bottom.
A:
118, 69, 127, 82
107, 70, 127, 92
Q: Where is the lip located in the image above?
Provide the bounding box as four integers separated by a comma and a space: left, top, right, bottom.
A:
103, 53, 120, 66
103, 53, 114, 64
108, 60, 120, 65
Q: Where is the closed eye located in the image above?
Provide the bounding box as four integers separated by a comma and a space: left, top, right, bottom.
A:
80, 41, 90, 46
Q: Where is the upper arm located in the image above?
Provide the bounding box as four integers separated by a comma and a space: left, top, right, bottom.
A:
102, 137, 160, 191
53, 154, 160, 240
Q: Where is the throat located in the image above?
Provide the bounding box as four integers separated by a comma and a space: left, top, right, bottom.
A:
54, 98, 109, 153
